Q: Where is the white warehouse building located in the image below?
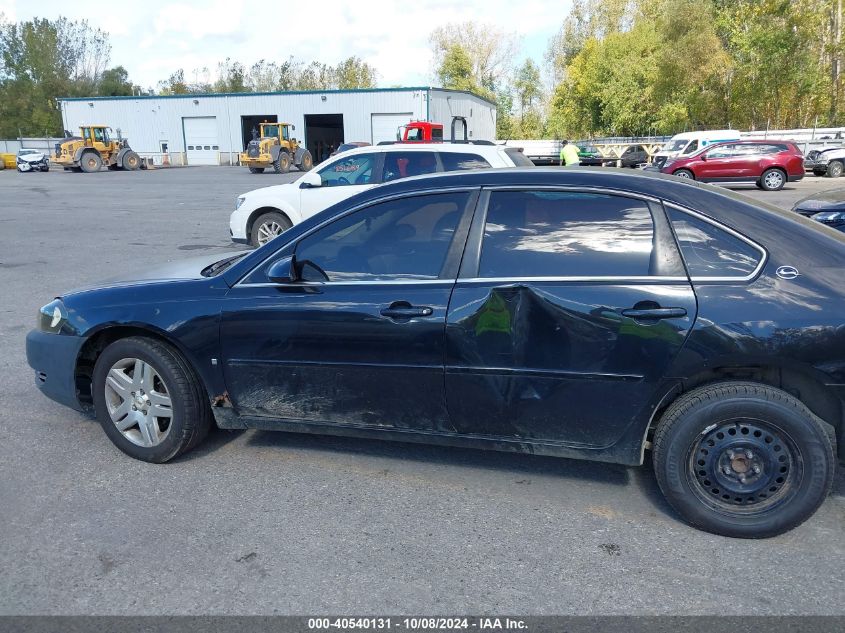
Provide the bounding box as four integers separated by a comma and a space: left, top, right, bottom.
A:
58, 87, 497, 166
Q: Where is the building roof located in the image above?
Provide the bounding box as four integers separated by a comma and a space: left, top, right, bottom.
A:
58, 86, 497, 107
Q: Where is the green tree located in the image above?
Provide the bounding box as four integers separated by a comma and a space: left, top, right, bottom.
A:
334, 56, 378, 89
98, 66, 135, 96
213, 58, 248, 93
430, 22, 518, 95
436, 44, 483, 95
513, 58, 543, 133
0, 15, 111, 136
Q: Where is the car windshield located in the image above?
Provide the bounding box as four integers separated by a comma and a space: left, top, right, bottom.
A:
664, 140, 689, 152
262, 125, 279, 138
201, 253, 248, 277
17, 149, 39, 156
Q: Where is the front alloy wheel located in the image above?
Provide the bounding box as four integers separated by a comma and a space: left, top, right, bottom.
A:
251, 211, 292, 247
93, 336, 212, 462
104, 357, 173, 448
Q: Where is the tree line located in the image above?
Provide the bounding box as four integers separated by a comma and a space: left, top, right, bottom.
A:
436, 0, 844, 139
2, 3, 843, 140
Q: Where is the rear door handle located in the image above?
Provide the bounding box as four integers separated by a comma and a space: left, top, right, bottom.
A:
621, 307, 688, 320
380, 303, 434, 319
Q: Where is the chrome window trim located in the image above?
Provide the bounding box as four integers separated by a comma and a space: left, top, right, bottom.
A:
234, 186, 480, 288
663, 202, 768, 283
481, 184, 663, 206
457, 276, 690, 284
237, 279, 453, 288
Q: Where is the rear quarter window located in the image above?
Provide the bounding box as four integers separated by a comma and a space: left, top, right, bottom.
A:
504, 148, 534, 167
667, 207, 764, 279
440, 152, 492, 171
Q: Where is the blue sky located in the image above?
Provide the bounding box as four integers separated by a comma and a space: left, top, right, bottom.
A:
1, 0, 569, 90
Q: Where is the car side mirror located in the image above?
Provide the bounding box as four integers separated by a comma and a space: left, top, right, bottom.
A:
299, 172, 322, 189
267, 256, 298, 283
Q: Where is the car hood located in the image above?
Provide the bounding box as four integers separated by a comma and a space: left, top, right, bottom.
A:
241, 179, 301, 199
63, 250, 246, 295
19, 152, 46, 162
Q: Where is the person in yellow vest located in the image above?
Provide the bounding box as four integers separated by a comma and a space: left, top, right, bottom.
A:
559, 140, 581, 166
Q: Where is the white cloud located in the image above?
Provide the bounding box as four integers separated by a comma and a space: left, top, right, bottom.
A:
8, 0, 569, 89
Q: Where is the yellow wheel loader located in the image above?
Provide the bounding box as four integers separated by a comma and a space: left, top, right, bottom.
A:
54, 126, 141, 173
239, 122, 313, 174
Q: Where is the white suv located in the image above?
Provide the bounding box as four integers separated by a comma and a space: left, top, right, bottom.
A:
230, 143, 533, 246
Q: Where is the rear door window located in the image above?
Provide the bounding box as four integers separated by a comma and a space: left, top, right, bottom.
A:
667, 207, 763, 279
381, 151, 438, 182
440, 152, 492, 172
478, 191, 658, 278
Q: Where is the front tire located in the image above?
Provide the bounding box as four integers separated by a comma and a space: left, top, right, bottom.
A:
122, 150, 141, 171
826, 160, 843, 178
273, 152, 291, 174
653, 381, 834, 538
760, 168, 786, 191
297, 150, 313, 171
92, 336, 212, 463
673, 169, 694, 180
250, 211, 292, 247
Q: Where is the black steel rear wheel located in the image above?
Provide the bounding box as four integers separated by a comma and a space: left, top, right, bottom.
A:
687, 420, 799, 513
653, 381, 835, 538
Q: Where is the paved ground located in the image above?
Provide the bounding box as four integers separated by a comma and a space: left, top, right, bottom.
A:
0, 167, 843, 616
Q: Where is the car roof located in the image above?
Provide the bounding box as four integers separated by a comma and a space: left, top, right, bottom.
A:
338, 142, 507, 157
225, 166, 845, 286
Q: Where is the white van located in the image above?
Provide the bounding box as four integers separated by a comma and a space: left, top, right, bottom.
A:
651, 130, 741, 169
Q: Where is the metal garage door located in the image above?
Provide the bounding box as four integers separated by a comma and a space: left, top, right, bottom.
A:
371, 113, 413, 145
183, 117, 219, 165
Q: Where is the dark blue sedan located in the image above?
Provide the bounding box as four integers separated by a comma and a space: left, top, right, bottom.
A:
27, 168, 845, 538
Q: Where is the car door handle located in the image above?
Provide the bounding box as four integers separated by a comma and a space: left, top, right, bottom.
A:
380, 304, 434, 319
621, 307, 687, 320
622, 308, 687, 321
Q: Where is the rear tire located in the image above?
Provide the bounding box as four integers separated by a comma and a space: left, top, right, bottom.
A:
92, 336, 212, 463
250, 211, 292, 247
673, 169, 694, 180
652, 381, 834, 538
248, 167, 264, 174
760, 168, 786, 191
79, 152, 102, 173
826, 160, 843, 178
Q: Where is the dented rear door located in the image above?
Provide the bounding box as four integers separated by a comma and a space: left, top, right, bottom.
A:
444, 189, 697, 448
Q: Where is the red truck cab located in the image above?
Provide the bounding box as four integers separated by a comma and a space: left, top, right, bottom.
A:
398, 121, 444, 142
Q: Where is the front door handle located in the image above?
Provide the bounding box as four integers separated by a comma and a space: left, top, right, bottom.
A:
380, 302, 434, 319
621, 307, 688, 320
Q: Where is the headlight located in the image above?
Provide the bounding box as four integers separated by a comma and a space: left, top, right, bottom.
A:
818, 157, 830, 165
236, 196, 245, 210
38, 299, 68, 334
662, 160, 675, 170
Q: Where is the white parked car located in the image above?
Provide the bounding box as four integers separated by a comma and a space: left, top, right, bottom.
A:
230, 143, 534, 246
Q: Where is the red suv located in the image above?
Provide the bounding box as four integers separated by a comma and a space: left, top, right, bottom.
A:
660, 140, 804, 191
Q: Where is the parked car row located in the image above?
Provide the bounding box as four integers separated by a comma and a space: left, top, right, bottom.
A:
655, 140, 805, 191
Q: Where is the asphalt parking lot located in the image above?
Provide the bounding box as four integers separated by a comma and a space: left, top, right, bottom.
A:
0, 167, 843, 616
